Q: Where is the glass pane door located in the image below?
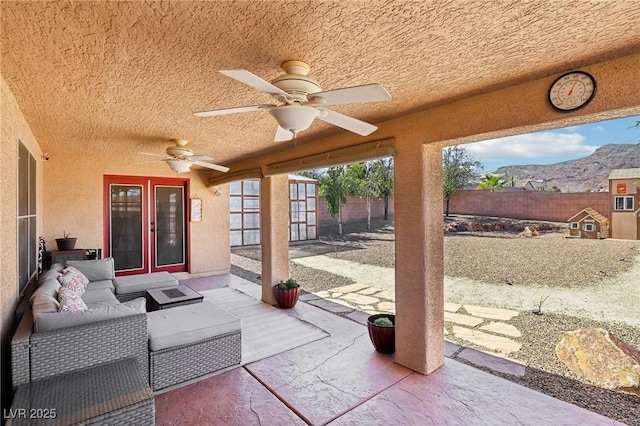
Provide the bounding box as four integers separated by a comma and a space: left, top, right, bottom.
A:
153, 185, 185, 269
110, 185, 144, 271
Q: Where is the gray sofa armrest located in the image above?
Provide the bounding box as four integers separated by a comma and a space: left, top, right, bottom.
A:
12, 312, 149, 387
11, 313, 34, 388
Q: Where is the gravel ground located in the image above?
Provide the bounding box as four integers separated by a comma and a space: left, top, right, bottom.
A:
231, 217, 640, 424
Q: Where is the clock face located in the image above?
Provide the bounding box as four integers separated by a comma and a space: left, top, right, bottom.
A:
548, 71, 596, 112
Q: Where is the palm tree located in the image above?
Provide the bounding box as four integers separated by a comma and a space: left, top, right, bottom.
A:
478, 173, 507, 192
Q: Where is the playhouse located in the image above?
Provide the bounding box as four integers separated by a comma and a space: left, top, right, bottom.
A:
609, 168, 640, 240
567, 208, 609, 239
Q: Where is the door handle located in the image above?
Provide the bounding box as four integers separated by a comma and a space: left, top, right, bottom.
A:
150, 229, 155, 233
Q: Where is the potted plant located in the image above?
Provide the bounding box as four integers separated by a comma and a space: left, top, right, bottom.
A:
55, 231, 77, 251
274, 278, 301, 309
367, 314, 395, 354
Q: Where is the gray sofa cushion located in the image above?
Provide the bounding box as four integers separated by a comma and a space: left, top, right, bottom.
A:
34, 298, 146, 332
114, 272, 178, 294
30, 278, 61, 303
31, 294, 60, 319
66, 258, 115, 282
147, 301, 241, 351
86, 279, 115, 292
82, 288, 119, 306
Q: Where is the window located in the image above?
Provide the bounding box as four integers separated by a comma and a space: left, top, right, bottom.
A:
570, 222, 578, 229
583, 223, 595, 232
614, 196, 634, 211
17, 141, 37, 294
229, 180, 261, 246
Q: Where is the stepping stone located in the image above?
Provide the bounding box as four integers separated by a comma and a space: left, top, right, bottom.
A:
359, 305, 375, 311
444, 327, 449, 336
306, 298, 354, 314
377, 301, 396, 313
480, 322, 522, 338
330, 292, 344, 298
457, 348, 526, 377
341, 293, 380, 305
375, 289, 395, 300
464, 305, 519, 320
444, 302, 461, 313
314, 291, 331, 298
358, 287, 382, 295
444, 312, 484, 327
453, 326, 522, 354
329, 284, 371, 294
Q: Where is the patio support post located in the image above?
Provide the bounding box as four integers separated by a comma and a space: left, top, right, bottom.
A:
393, 140, 445, 374
260, 174, 290, 305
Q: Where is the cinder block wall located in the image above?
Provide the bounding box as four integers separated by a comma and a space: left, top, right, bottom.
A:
448, 190, 610, 222
318, 196, 395, 225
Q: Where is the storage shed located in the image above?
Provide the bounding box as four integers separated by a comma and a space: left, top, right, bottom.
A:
609, 168, 640, 240
567, 208, 609, 239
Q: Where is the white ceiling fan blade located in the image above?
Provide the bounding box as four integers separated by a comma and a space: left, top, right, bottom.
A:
193, 160, 230, 173
220, 69, 290, 98
194, 104, 274, 117
311, 84, 391, 106
274, 125, 294, 142
318, 108, 378, 136
190, 155, 213, 161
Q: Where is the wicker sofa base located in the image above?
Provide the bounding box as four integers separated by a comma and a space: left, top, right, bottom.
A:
149, 330, 241, 391
9, 358, 154, 425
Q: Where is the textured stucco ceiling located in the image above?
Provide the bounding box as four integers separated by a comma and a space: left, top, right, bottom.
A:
2, 1, 640, 166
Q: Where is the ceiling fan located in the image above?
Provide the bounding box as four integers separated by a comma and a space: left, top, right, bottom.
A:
138, 139, 229, 174
194, 60, 391, 141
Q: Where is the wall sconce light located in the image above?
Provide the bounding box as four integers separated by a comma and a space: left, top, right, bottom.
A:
42, 153, 50, 161
214, 186, 223, 197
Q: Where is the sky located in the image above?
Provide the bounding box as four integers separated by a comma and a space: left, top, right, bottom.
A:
461, 115, 640, 172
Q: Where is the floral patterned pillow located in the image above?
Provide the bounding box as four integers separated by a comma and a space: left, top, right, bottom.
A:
57, 287, 88, 312
57, 267, 89, 295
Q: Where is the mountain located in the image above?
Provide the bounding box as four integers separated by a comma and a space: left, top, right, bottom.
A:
495, 144, 640, 192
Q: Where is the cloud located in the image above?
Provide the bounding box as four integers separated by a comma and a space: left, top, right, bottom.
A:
461, 132, 599, 161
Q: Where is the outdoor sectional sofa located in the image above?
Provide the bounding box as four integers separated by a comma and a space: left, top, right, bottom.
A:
12, 258, 242, 399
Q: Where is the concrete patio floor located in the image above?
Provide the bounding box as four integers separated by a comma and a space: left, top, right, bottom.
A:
156, 274, 621, 425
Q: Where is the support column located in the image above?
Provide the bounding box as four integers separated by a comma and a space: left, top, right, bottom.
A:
394, 140, 445, 374
260, 174, 290, 305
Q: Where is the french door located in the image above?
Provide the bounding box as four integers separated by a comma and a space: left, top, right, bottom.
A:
104, 175, 189, 275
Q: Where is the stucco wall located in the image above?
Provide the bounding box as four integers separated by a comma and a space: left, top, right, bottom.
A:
317, 196, 395, 225
42, 151, 231, 275
448, 190, 610, 223
1, 74, 43, 411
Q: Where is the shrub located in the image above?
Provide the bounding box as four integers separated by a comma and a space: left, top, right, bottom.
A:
373, 317, 394, 327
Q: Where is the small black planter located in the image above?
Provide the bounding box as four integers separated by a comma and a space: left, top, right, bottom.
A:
55, 238, 77, 251
367, 314, 395, 354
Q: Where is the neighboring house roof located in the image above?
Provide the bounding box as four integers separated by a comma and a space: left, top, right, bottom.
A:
567, 208, 609, 225
522, 179, 546, 190
608, 168, 640, 180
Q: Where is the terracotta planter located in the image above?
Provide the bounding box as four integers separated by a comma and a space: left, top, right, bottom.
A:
274, 286, 300, 309
55, 238, 77, 251
367, 314, 395, 354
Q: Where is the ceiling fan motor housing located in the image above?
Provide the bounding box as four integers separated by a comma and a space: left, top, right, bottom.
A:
271, 60, 321, 102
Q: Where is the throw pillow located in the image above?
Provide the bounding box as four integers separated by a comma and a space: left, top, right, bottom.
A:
62, 266, 90, 286
57, 268, 89, 295
57, 287, 88, 312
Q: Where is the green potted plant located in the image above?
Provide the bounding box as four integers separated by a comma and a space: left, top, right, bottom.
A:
274, 278, 301, 309
55, 231, 77, 251
367, 314, 395, 354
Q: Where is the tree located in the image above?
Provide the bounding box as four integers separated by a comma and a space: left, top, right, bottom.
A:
442, 146, 482, 216
478, 173, 507, 192
319, 166, 348, 235
371, 158, 394, 221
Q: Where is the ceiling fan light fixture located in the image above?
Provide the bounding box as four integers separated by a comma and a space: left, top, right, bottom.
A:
166, 159, 192, 174
269, 105, 319, 135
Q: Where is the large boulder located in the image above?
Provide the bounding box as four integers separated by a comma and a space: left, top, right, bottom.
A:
556, 328, 640, 396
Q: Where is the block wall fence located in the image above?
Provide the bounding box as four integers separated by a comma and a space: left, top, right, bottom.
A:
317, 191, 610, 226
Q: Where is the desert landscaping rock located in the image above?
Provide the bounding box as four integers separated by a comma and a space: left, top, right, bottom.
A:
377, 301, 396, 313
340, 293, 380, 306
444, 302, 461, 313
556, 328, 640, 392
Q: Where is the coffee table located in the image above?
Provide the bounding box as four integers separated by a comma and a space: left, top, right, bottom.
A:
146, 284, 203, 311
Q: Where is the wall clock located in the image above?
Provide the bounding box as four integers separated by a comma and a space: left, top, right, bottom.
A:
548, 71, 596, 112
